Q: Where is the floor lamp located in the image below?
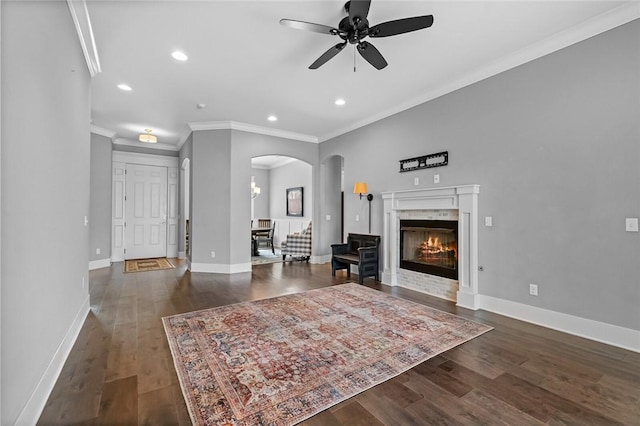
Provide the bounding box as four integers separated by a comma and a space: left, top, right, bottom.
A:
353, 182, 373, 234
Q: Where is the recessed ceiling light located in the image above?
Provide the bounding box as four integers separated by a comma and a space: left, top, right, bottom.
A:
335, 98, 346, 106
117, 84, 132, 91
267, 115, 278, 122
172, 51, 188, 61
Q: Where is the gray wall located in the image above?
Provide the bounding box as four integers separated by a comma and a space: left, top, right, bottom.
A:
251, 167, 270, 220
90, 133, 112, 261
320, 20, 640, 330
1, 1, 91, 423
231, 130, 318, 263
319, 156, 343, 250
191, 130, 232, 264
269, 160, 312, 221
183, 128, 318, 267
178, 134, 193, 256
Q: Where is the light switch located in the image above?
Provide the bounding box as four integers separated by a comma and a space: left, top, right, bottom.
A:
326, 215, 331, 221
414, 177, 419, 186
485, 216, 493, 227
626, 218, 639, 232
433, 174, 440, 184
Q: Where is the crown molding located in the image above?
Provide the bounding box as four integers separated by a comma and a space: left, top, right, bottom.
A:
188, 121, 319, 144
318, 2, 640, 142
113, 137, 179, 152
67, 0, 101, 77
252, 156, 298, 170
176, 124, 192, 151
90, 124, 116, 139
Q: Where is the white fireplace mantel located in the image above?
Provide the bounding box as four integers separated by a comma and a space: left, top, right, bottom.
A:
381, 185, 480, 310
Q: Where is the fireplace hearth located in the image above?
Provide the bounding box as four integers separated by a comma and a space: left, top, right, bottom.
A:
400, 219, 458, 279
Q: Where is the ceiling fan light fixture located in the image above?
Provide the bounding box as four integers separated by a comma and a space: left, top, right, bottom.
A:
335, 98, 346, 106
117, 83, 132, 91
267, 115, 278, 122
139, 129, 157, 143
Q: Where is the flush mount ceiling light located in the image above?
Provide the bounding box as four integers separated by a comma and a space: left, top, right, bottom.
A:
138, 128, 157, 143
335, 98, 346, 106
267, 115, 278, 122
117, 83, 132, 91
171, 51, 188, 61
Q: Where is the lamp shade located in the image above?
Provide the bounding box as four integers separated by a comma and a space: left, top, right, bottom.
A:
353, 182, 368, 195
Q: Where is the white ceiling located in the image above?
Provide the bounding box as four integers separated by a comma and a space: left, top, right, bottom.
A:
88, 1, 638, 150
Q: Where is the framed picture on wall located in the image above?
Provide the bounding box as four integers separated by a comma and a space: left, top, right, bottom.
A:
286, 187, 303, 217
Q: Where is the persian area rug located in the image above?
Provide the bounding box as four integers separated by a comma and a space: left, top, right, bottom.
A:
163, 283, 492, 426
124, 257, 174, 273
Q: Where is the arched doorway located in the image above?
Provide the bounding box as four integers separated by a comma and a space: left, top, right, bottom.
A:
250, 155, 312, 259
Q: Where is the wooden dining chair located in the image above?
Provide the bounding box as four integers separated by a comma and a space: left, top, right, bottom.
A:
255, 221, 276, 254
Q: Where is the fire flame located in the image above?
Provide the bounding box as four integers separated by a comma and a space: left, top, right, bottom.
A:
417, 237, 457, 260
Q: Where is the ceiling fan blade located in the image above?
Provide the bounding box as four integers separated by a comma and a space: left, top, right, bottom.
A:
348, 0, 371, 27
369, 15, 434, 38
280, 19, 340, 35
357, 41, 388, 70
309, 42, 347, 69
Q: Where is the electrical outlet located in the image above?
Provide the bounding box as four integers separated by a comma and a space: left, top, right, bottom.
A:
356, 215, 360, 222
529, 283, 538, 296
211, 251, 216, 258
326, 214, 331, 221
96, 248, 101, 255
433, 174, 440, 184
485, 216, 493, 227
626, 218, 639, 232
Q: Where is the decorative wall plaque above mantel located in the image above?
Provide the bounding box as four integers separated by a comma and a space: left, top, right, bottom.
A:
399, 151, 448, 173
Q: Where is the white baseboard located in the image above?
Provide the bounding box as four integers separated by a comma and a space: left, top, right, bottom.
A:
189, 262, 251, 274
310, 254, 330, 264
479, 295, 640, 353
89, 258, 111, 270
16, 295, 90, 425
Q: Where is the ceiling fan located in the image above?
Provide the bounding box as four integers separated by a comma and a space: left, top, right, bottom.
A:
280, 0, 434, 70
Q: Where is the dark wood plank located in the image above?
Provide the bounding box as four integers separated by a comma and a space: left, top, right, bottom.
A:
332, 401, 386, 426
37, 260, 640, 425
97, 376, 138, 425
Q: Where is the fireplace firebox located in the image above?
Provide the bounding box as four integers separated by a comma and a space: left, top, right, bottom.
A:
399, 219, 458, 280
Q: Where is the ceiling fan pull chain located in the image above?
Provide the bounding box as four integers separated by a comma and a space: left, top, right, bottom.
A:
353, 46, 356, 72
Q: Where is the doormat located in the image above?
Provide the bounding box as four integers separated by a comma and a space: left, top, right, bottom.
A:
163, 283, 492, 425
124, 258, 174, 273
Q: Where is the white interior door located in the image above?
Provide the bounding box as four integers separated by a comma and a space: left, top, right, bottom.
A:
125, 164, 168, 259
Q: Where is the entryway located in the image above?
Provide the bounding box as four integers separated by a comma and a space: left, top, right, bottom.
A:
111, 151, 179, 262
124, 163, 168, 259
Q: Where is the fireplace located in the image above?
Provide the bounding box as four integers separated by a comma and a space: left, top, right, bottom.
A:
400, 220, 458, 280
381, 185, 480, 309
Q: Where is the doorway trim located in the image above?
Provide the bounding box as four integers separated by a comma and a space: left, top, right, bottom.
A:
111, 151, 179, 262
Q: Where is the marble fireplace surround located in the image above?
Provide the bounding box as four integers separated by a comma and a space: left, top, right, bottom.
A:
381, 185, 480, 310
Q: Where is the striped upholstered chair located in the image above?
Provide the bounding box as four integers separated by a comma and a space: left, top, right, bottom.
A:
281, 222, 312, 262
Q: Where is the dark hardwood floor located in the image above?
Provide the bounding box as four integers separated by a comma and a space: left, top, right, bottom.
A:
38, 260, 640, 425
